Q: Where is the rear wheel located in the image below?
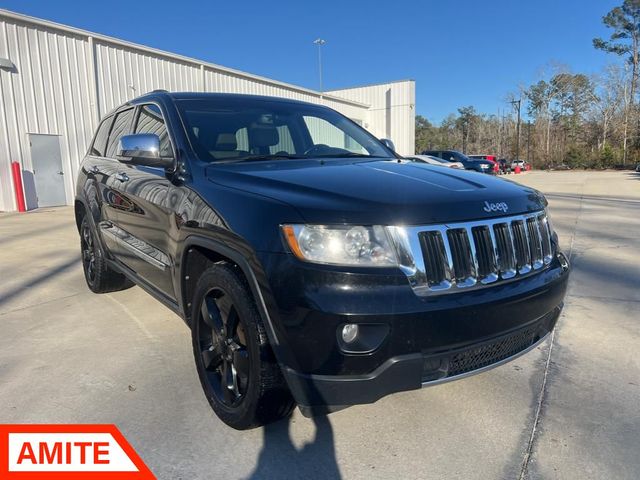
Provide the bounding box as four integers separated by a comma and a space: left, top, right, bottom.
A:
80, 216, 132, 293
191, 263, 294, 429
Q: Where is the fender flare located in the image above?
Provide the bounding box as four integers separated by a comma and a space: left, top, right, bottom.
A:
179, 235, 298, 371
74, 195, 109, 256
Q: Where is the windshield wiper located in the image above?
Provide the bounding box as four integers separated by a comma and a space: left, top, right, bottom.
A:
315, 153, 379, 158
222, 154, 306, 163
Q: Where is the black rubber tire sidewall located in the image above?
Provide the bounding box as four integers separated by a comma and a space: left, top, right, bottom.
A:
190, 263, 293, 429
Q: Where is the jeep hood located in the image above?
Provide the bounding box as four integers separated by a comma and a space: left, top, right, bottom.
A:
206, 159, 546, 225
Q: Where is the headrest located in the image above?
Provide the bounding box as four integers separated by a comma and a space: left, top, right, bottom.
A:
215, 133, 237, 151
248, 124, 279, 148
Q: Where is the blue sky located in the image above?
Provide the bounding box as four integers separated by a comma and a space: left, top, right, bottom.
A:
0, 0, 622, 122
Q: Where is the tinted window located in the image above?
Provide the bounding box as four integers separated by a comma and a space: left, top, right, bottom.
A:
303, 116, 367, 154
90, 116, 113, 157
106, 108, 134, 158
134, 104, 173, 157
176, 97, 390, 162
235, 125, 296, 155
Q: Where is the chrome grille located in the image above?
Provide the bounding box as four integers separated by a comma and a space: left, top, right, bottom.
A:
388, 211, 554, 296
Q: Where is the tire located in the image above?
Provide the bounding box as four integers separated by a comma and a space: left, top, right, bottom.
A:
80, 216, 133, 293
191, 263, 295, 429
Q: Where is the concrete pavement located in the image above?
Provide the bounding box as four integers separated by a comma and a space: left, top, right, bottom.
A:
0, 170, 638, 479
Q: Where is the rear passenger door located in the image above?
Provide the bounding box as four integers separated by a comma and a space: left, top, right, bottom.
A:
110, 103, 176, 299
83, 110, 133, 255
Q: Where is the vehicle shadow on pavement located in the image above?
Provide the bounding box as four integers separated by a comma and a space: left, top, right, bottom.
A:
247, 414, 341, 480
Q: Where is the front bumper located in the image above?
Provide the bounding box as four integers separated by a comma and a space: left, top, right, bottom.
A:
259, 251, 570, 409
288, 306, 559, 412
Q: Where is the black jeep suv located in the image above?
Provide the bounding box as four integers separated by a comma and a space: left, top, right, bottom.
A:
75, 92, 570, 429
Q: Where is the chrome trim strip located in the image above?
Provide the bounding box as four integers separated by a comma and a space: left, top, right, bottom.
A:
540, 215, 553, 265
531, 217, 545, 270
464, 227, 479, 286
421, 331, 551, 387
99, 224, 170, 271
482, 225, 499, 284
388, 210, 551, 297
504, 222, 519, 279
518, 219, 533, 274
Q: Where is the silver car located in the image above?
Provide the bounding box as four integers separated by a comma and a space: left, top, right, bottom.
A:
407, 155, 464, 169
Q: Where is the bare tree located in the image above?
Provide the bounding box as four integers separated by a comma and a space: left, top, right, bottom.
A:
594, 0, 640, 163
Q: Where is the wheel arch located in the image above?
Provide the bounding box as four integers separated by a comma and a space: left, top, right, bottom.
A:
178, 236, 296, 367
74, 199, 86, 233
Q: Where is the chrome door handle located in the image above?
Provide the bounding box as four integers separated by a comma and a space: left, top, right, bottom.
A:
115, 172, 129, 182
57, 171, 64, 175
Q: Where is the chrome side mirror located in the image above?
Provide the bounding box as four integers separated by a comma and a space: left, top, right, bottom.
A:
380, 138, 396, 152
117, 133, 173, 169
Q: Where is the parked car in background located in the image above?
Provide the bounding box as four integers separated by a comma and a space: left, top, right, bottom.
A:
497, 159, 510, 174
635, 164, 639, 172
469, 154, 498, 163
422, 150, 495, 174
511, 159, 526, 171
406, 155, 464, 169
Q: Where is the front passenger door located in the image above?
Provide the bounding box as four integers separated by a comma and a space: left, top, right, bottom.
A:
111, 103, 177, 300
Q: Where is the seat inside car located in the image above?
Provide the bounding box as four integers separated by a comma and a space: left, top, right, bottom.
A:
248, 123, 279, 155
202, 132, 249, 159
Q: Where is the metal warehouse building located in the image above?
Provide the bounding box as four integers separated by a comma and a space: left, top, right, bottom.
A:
0, 9, 415, 212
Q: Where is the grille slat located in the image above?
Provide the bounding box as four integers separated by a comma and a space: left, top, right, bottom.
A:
511, 220, 532, 273
447, 229, 476, 287
492, 223, 517, 278
419, 231, 451, 288
472, 226, 498, 282
537, 215, 553, 264
527, 217, 544, 269
410, 211, 553, 295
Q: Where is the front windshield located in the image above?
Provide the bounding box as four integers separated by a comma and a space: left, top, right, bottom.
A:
176, 97, 393, 162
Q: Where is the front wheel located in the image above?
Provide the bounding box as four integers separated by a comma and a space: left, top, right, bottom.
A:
191, 263, 295, 429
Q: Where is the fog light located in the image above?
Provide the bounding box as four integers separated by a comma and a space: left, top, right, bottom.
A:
341, 324, 359, 344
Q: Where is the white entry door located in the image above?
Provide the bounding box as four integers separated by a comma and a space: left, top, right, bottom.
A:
29, 134, 66, 207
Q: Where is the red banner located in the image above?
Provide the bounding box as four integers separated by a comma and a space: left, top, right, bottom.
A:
0, 425, 155, 479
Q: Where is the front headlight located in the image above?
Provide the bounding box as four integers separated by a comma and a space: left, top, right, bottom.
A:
281, 225, 397, 266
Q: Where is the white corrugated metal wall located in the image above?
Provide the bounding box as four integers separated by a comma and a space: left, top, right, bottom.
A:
0, 9, 415, 212
327, 80, 416, 156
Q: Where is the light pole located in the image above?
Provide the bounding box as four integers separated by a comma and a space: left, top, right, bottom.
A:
313, 38, 325, 98
510, 99, 521, 161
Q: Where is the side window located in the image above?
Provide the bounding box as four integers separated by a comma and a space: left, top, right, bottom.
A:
90, 116, 113, 157
134, 104, 173, 157
106, 108, 134, 158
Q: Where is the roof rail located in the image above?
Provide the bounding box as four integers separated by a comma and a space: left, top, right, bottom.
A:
151, 89, 169, 93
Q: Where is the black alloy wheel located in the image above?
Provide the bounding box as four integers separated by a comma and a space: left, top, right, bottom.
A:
190, 263, 295, 429
196, 287, 250, 407
81, 219, 97, 284
79, 215, 132, 293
